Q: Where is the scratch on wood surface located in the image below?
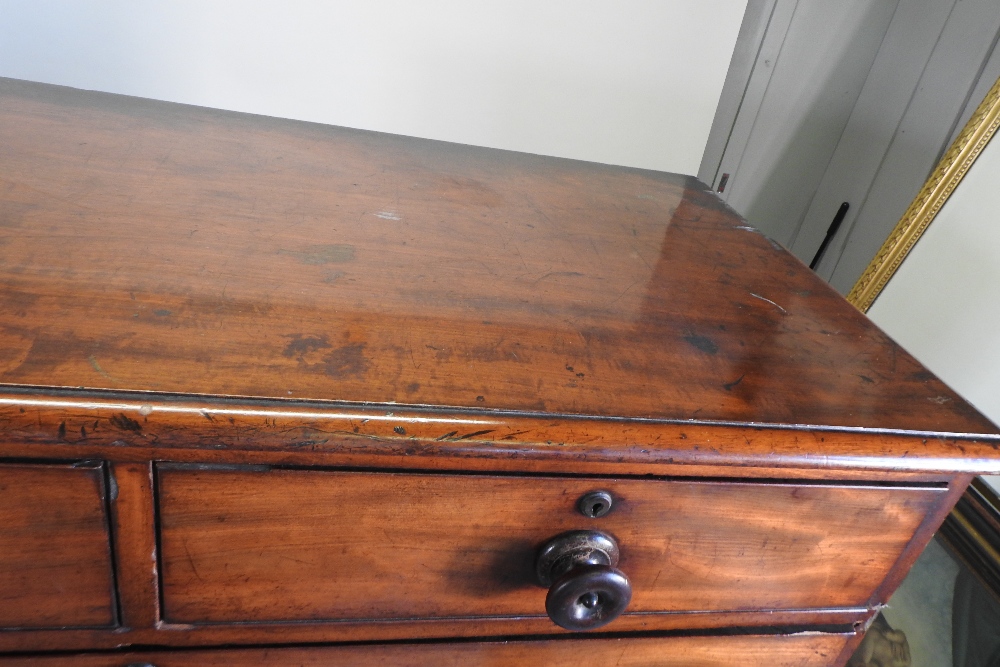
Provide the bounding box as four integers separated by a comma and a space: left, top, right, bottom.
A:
608, 280, 638, 306
183, 539, 204, 582
532, 271, 584, 285
455, 429, 495, 440
722, 374, 745, 392
88, 355, 116, 381
749, 292, 787, 314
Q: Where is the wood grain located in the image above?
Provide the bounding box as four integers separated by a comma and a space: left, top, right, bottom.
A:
0, 463, 116, 629
866, 473, 973, 607
0, 633, 854, 666
109, 462, 160, 629
158, 466, 942, 624
0, 607, 872, 654
0, 77, 994, 436
0, 77, 993, 664
2, 391, 1000, 478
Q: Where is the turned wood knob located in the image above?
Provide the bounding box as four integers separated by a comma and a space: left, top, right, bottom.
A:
535, 530, 632, 631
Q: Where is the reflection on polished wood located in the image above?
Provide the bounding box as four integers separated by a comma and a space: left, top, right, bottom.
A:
0, 77, 994, 434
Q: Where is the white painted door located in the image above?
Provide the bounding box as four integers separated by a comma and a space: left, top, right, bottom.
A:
702, 0, 1000, 294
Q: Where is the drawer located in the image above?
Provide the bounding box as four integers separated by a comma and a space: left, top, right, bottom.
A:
157, 466, 943, 626
0, 462, 116, 629
0, 633, 855, 666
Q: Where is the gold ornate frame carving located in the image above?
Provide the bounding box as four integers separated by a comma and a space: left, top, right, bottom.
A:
847, 75, 1000, 312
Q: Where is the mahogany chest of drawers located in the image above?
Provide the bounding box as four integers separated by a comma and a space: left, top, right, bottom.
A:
1, 77, 999, 666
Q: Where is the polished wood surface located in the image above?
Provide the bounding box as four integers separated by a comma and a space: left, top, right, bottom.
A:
0, 633, 855, 666
158, 466, 942, 624
0, 463, 115, 629
0, 77, 994, 435
0, 77, 997, 665
2, 391, 1000, 478
0, 606, 872, 654
109, 462, 160, 629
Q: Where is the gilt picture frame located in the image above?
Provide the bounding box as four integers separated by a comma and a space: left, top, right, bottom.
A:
847, 74, 1000, 313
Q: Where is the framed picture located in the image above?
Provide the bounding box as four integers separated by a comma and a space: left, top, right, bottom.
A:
846, 75, 1000, 312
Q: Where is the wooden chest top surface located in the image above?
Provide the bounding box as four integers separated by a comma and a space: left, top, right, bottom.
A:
0, 77, 994, 436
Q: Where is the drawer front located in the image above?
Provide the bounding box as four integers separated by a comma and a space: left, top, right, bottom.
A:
0, 633, 854, 666
158, 466, 942, 625
0, 463, 116, 629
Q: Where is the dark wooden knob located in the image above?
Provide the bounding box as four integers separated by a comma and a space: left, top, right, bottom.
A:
535, 530, 632, 631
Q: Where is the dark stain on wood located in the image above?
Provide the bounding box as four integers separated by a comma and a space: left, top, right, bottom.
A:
322, 344, 369, 379
283, 334, 332, 360
109, 413, 142, 433
683, 334, 719, 355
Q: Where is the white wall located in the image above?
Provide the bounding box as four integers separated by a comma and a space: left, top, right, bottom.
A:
0, 0, 746, 175
868, 131, 1000, 493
